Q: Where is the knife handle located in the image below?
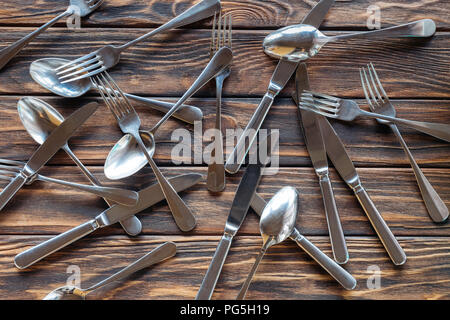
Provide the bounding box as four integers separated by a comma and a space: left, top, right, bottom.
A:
354, 185, 407, 265
14, 220, 98, 269
225, 94, 274, 174
290, 229, 357, 290
196, 233, 233, 300
0, 174, 27, 211
318, 173, 349, 264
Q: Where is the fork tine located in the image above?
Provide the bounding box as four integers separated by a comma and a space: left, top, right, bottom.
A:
0, 175, 14, 182
217, 12, 222, 52
92, 75, 120, 121
300, 103, 338, 119
301, 92, 340, 108
369, 62, 390, 102
366, 63, 384, 104
360, 68, 376, 112
61, 66, 107, 84
98, 73, 125, 118
56, 56, 100, 76
303, 100, 338, 113
305, 90, 341, 103
210, 12, 217, 56
59, 60, 104, 81
228, 14, 232, 48
104, 72, 135, 114
55, 51, 97, 71
0, 159, 25, 166
0, 169, 19, 176
361, 67, 380, 108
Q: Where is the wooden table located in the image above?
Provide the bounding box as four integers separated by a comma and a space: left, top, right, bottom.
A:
0, 0, 448, 300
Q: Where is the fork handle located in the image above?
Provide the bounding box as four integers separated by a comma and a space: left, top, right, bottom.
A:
361, 110, 450, 142
0, 9, 72, 70
390, 124, 449, 222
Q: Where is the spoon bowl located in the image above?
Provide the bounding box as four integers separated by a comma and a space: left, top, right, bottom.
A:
104, 131, 155, 180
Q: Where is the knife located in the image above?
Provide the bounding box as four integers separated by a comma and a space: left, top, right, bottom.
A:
224, 0, 335, 174
318, 117, 407, 265
196, 135, 273, 300
249, 193, 356, 290
293, 63, 348, 264
0, 102, 99, 211
14, 173, 202, 269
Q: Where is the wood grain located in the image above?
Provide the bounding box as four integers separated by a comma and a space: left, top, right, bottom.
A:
0, 0, 448, 30
0, 166, 447, 236
0, 235, 448, 300
0, 28, 448, 98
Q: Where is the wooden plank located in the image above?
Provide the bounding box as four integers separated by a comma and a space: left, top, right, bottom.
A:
0, 235, 448, 300
0, 28, 448, 98
0, 96, 448, 167
0, 0, 448, 30
0, 166, 447, 236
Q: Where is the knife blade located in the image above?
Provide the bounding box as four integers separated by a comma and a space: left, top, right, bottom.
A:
14, 173, 203, 269
224, 0, 335, 174
0, 102, 99, 211
318, 117, 406, 265
196, 134, 273, 300
294, 63, 348, 264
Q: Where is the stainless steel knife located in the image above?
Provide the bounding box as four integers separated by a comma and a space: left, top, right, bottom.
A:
224, 0, 336, 174
318, 117, 407, 265
196, 135, 273, 300
294, 63, 348, 264
0, 101, 99, 211
14, 173, 203, 269
248, 193, 356, 290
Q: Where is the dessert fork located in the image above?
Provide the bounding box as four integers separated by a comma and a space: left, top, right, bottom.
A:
0, 0, 104, 71
0, 159, 138, 206
55, 0, 220, 83
360, 63, 448, 222
300, 91, 450, 142
206, 12, 232, 192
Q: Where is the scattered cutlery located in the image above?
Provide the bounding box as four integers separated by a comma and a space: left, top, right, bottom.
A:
300, 91, 450, 142
207, 12, 232, 192
263, 19, 436, 61
360, 63, 449, 222
0, 159, 137, 206
102, 47, 233, 181
0, 101, 99, 211
14, 173, 202, 269
43, 242, 176, 300
294, 63, 348, 264
0, 0, 104, 71
236, 186, 298, 300
55, 0, 221, 83
17, 97, 142, 236
30, 58, 203, 124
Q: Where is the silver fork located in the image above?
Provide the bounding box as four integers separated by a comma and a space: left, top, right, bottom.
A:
55, 0, 220, 83
206, 12, 232, 192
0, 0, 104, 71
92, 71, 196, 231
299, 91, 450, 142
360, 63, 449, 223
0, 159, 138, 206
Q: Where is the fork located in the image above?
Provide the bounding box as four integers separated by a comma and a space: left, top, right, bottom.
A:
55, 0, 220, 83
0, 0, 103, 71
206, 12, 232, 192
360, 63, 449, 223
92, 71, 196, 232
300, 91, 450, 142
0, 159, 138, 206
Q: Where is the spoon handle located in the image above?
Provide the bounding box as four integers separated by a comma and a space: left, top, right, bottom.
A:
290, 229, 357, 290
35, 174, 138, 207
0, 9, 72, 71
85, 242, 177, 292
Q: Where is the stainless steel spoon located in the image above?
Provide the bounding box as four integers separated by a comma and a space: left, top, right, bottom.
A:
17, 97, 142, 236
263, 19, 436, 61
104, 47, 233, 180
236, 186, 298, 300
43, 242, 176, 300
30, 58, 203, 125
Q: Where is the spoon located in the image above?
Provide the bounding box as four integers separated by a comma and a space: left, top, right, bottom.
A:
17, 97, 142, 236
104, 47, 233, 180
30, 58, 203, 125
43, 242, 176, 300
263, 19, 436, 61
236, 186, 298, 300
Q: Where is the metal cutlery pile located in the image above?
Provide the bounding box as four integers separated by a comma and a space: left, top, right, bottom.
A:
0, 0, 448, 300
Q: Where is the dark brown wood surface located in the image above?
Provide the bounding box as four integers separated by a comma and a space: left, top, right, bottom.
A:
0, 0, 448, 300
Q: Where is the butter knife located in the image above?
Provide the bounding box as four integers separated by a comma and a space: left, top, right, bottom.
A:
14, 173, 202, 269
224, 0, 335, 174
0, 101, 99, 211
294, 63, 348, 264
318, 118, 407, 265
